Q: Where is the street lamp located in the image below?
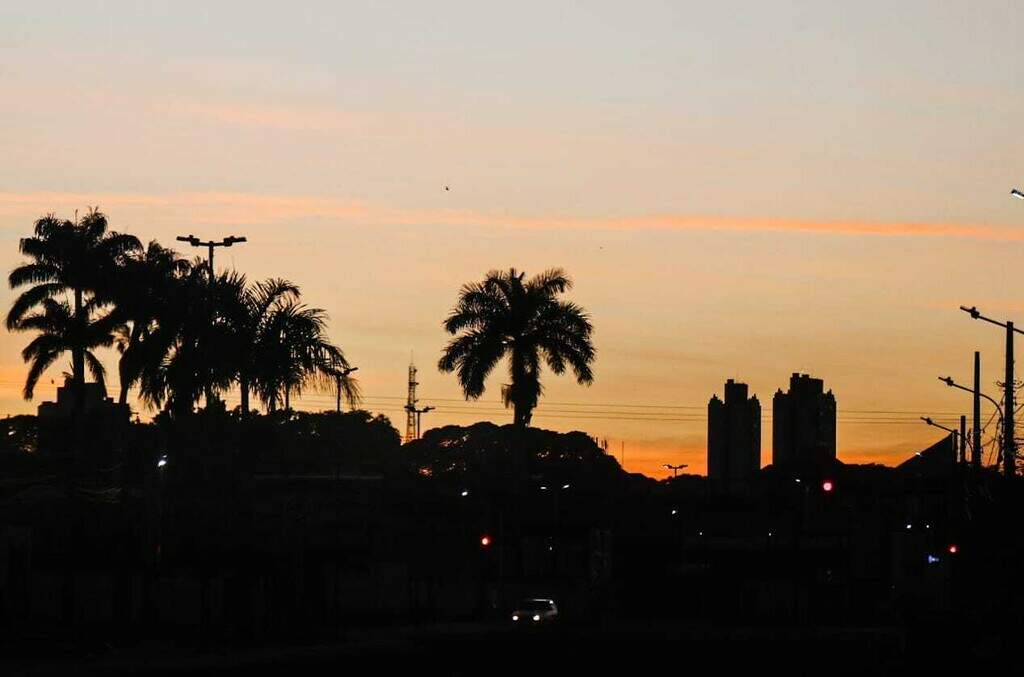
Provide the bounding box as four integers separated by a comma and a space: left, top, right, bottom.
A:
663, 463, 688, 478
954, 307, 1018, 477
335, 366, 358, 413
414, 405, 435, 439
937, 377, 1003, 419
176, 234, 247, 407
175, 234, 247, 285
920, 416, 965, 467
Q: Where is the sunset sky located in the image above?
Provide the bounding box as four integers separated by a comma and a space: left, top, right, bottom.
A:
2, 2, 1023, 477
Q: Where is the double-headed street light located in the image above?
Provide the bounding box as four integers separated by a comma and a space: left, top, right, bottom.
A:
959, 306, 1020, 477
413, 405, 434, 439
663, 463, 688, 478
335, 366, 358, 413
176, 234, 247, 284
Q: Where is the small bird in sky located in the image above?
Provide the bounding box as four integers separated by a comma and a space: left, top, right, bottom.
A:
444, 185, 450, 191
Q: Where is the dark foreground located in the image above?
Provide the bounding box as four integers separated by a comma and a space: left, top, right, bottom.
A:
4, 618, 1010, 677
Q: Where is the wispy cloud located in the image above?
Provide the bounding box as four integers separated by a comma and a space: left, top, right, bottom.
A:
1, 191, 1019, 242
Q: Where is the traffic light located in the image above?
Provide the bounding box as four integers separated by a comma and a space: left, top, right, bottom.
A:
480, 535, 491, 547
822, 480, 834, 493
948, 543, 958, 554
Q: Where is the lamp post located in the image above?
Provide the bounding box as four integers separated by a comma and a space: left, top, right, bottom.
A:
954, 306, 1018, 477
175, 234, 247, 286
175, 234, 247, 406
335, 366, 358, 413
938, 376, 1004, 419
921, 416, 961, 466
940, 375, 1003, 470
663, 463, 688, 478
414, 405, 435, 439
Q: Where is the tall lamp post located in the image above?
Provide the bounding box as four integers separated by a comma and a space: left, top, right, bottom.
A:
335, 366, 358, 413
939, 375, 1004, 470
176, 234, 247, 285
176, 234, 247, 406
958, 306, 1019, 476
920, 417, 962, 466
414, 405, 435, 439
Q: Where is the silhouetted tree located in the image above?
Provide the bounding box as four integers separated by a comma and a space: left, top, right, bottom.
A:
10, 298, 118, 398
439, 268, 595, 426
110, 241, 192, 405
135, 265, 239, 416
253, 297, 357, 412
7, 210, 140, 400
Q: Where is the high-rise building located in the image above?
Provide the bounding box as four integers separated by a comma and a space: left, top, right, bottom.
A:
707, 379, 761, 483
772, 373, 837, 467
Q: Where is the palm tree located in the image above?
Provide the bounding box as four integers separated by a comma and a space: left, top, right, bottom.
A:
135, 264, 239, 416
439, 268, 595, 426
14, 298, 118, 399
253, 298, 358, 413
110, 241, 192, 405
223, 276, 299, 415
7, 210, 140, 400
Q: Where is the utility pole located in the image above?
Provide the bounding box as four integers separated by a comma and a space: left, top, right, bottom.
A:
960, 415, 967, 467
961, 307, 1019, 476
974, 351, 982, 471
1006, 321, 1015, 477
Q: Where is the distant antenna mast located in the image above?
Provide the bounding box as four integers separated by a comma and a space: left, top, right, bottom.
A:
404, 362, 419, 444
404, 360, 434, 443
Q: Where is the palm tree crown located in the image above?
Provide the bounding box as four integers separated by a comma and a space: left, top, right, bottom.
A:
7, 210, 140, 400
439, 267, 595, 426
110, 241, 192, 405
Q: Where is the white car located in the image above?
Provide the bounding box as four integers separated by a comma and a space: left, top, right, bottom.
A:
511, 598, 558, 625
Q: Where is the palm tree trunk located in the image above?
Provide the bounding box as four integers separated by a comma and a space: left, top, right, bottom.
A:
284, 386, 290, 412
239, 376, 250, 415
72, 288, 86, 391
118, 324, 144, 406
510, 349, 532, 427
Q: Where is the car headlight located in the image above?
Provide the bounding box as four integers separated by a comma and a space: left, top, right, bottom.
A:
533, 614, 540, 622
512, 615, 519, 621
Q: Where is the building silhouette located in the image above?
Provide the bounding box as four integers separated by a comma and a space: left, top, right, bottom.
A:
707, 379, 761, 484
36, 378, 130, 459
772, 373, 836, 467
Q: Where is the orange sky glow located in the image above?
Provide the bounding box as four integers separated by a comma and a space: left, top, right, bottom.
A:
2, 2, 1022, 478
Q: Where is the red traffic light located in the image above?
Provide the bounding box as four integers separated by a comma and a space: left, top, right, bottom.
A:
822, 480, 834, 492
948, 544, 958, 554
480, 535, 491, 547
